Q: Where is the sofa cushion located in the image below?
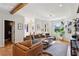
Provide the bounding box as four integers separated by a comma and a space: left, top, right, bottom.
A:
15, 43, 29, 51
30, 42, 41, 49
19, 39, 32, 47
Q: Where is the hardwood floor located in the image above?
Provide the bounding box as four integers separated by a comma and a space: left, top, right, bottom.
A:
56, 39, 70, 45
0, 39, 70, 56
0, 41, 12, 56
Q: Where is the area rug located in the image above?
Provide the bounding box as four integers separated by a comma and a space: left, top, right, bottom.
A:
45, 42, 68, 56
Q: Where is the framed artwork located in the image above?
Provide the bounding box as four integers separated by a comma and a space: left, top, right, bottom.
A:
26, 24, 28, 32
45, 24, 46, 32
32, 26, 34, 30
18, 23, 23, 30
24, 24, 29, 32
37, 24, 40, 30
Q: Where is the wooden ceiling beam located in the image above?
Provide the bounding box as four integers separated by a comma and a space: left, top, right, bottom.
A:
10, 3, 28, 14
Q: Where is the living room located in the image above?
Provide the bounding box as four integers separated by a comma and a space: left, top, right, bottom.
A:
0, 3, 79, 56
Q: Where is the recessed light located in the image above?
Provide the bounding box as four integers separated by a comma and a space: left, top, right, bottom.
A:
59, 4, 63, 7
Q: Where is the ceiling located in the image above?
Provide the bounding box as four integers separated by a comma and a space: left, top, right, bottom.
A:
0, 3, 78, 20
18, 3, 79, 20
0, 3, 18, 12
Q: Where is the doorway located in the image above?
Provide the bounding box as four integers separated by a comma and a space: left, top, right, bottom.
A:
4, 20, 15, 46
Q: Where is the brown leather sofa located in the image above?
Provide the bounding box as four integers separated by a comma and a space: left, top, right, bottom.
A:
12, 39, 43, 56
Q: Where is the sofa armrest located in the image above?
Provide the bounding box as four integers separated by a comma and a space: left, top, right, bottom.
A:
29, 42, 43, 56
12, 44, 30, 56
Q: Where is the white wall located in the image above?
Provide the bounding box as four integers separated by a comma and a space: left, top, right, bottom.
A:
24, 16, 51, 36
24, 13, 76, 41
63, 19, 75, 40
24, 16, 35, 37
35, 18, 50, 34
13, 15, 24, 43
0, 20, 4, 47
0, 8, 24, 47
76, 13, 79, 18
